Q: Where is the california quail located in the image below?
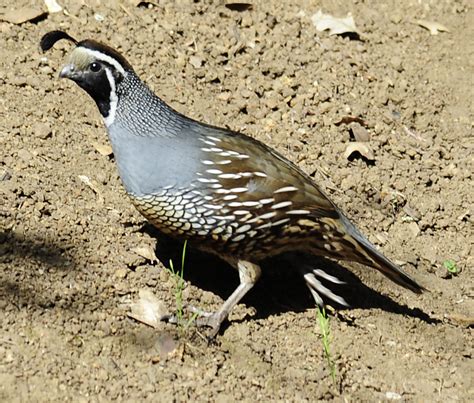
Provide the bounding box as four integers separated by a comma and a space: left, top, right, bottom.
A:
41, 31, 424, 337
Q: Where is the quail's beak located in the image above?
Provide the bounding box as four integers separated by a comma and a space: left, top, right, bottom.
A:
59, 63, 78, 80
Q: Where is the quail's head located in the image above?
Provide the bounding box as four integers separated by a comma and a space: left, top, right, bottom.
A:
40, 30, 133, 120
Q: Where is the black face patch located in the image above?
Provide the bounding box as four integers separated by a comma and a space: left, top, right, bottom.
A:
71, 62, 117, 118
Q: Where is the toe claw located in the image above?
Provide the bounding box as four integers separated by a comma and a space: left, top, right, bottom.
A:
195, 312, 224, 338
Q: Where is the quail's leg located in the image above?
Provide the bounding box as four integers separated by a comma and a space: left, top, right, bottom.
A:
194, 260, 261, 338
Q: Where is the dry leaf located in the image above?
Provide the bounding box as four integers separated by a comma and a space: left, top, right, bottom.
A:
417, 20, 450, 35
131, 245, 158, 262
127, 289, 169, 328
91, 141, 113, 156
44, 0, 62, 13
0, 7, 47, 24
351, 123, 371, 142
334, 116, 367, 126
343, 142, 375, 161
311, 10, 359, 36
78, 175, 100, 194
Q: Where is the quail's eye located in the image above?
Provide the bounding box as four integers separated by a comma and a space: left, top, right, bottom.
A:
89, 62, 101, 72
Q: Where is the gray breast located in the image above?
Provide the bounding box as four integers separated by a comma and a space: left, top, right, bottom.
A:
106, 123, 202, 197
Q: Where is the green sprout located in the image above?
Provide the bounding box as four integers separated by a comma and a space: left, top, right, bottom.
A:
168, 241, 198, 333
316, 306, 336, 384
443, 259, 459, 275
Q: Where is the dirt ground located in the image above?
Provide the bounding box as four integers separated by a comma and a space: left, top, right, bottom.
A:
1, 0, 473, 401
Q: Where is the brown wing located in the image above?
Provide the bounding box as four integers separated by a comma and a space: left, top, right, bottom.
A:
193, 127, 339, 221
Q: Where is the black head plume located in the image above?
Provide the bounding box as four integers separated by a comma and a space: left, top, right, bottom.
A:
40, 30, 78, 52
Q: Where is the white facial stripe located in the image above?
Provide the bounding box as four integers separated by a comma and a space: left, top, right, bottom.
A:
103, 68, 117, 127
81, 48, 126, 76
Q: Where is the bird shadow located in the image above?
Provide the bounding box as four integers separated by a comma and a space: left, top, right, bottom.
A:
1, 229, 77, 306
0, 230, 74, 269
142, 224, 438, 326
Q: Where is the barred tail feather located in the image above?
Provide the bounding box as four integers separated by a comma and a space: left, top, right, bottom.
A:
340, 215, 425, 294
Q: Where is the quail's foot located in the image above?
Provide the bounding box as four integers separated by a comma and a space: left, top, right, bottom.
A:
165, 305, 225, 338
191, 307, 226, 338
